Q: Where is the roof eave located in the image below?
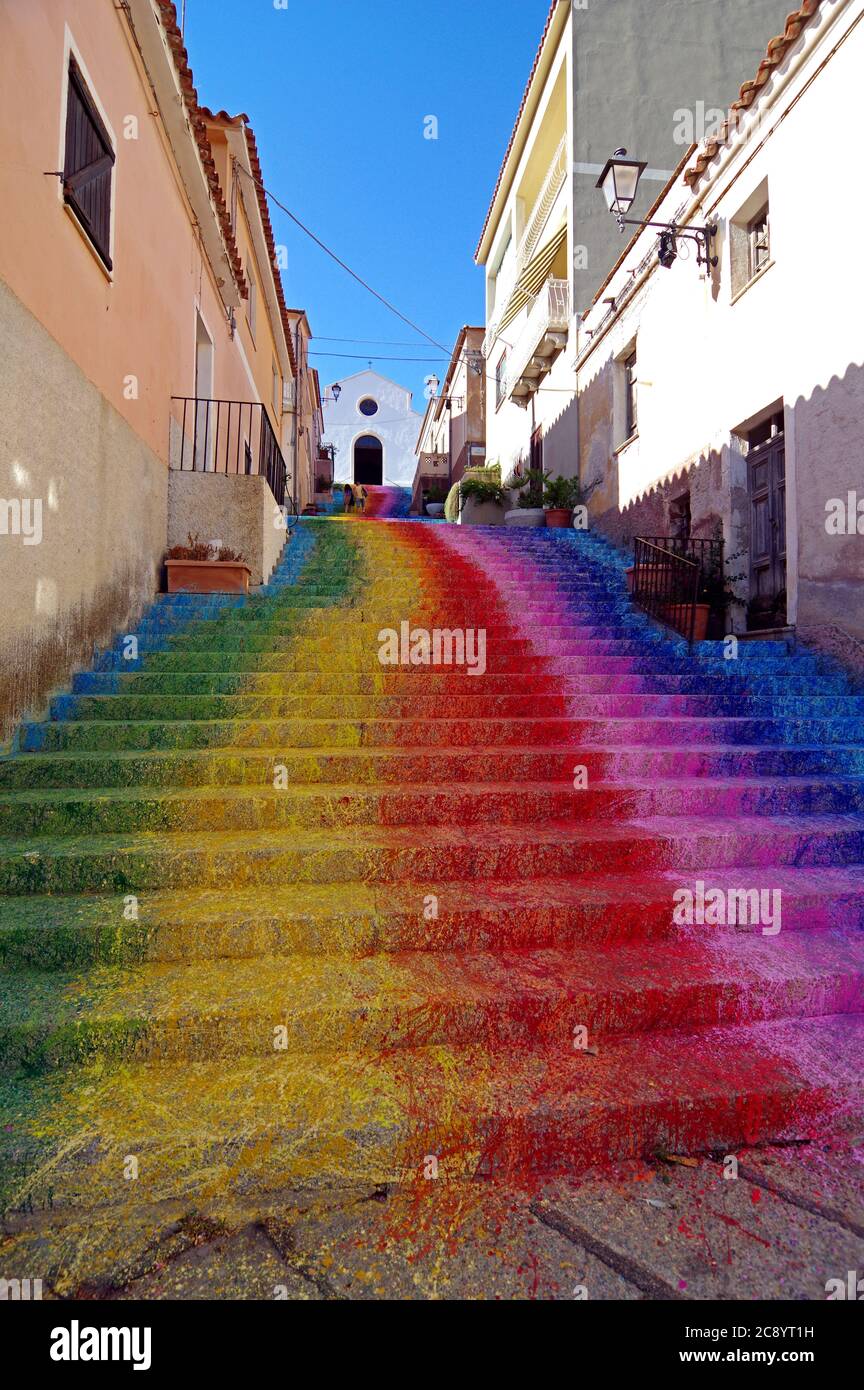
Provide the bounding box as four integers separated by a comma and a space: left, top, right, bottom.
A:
475, 0, 569, 266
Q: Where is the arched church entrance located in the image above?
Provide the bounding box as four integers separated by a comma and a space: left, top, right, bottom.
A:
353, 434, 383, 485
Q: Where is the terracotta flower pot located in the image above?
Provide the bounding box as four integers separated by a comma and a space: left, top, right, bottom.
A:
166, 559, 251, 595
659, 601, 711, 641
692, 603, 711, 642
545, 508, 572, 529
629, 563, 673, 595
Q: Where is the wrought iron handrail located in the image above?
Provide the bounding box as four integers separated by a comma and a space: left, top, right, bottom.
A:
170, 397, 287, 508
638, 535, 724, 574
632, 537, 702, 645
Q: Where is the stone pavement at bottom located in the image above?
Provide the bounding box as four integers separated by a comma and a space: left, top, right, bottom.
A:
4, 1142, 860, 1300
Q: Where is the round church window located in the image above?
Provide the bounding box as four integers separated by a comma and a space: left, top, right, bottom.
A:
358, 398, 379, 417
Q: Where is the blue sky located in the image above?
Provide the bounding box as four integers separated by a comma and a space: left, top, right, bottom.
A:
183, 0, 551, 407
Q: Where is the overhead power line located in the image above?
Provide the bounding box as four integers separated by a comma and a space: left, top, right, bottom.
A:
237, 161, 450, 355
309, 351, 449, 363
237, 160, 584, 397
311, 335, 445, 347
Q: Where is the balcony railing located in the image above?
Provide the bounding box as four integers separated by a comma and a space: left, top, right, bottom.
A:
508, 278, 570, 405
170, 398, 287, 507
516, 134, 567, 274
482, 137, 567, 359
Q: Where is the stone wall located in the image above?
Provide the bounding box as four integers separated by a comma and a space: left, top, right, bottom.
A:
0, 280, 166, 746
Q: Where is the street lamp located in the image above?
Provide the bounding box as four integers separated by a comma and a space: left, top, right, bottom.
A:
597, 148, 647, 221
596, 148, 718, 272
331, 383, 342, 403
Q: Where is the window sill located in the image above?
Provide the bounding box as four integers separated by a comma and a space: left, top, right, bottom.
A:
731, 258, 775, 306
614, 431, 639, 457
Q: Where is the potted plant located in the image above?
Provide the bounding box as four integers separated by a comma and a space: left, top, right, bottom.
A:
459, 476, 506, 526
506, 468, 548, 528
544, 474, 583, 528
165, 534, 251, 595
424, 484, 448, 519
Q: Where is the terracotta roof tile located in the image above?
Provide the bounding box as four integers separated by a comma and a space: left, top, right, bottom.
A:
684, 0, 822, 187
474, 0, 565, 262
200, 108, 299, 378
154, 1, 248, 298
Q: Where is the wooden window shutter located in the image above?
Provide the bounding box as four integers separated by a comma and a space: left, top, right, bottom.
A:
63, 57, 115, 269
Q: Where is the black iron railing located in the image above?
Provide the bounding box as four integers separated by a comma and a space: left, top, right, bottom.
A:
638, 535, 724, 575
170, 398, 287, 507
633, 537, 702, 644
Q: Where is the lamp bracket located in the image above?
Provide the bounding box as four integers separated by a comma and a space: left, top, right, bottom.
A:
616, 215, 719, 272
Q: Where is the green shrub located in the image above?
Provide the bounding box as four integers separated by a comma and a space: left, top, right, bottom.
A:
543, 475, 584, 510
514, 468, 549, 509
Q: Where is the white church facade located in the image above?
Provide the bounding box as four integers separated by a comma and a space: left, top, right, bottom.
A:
322, 370, 424, 488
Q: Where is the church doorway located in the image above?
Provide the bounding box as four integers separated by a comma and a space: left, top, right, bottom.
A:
354, 434, 383, 485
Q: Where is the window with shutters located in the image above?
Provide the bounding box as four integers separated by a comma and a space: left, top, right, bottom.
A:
63, 57, 115, 270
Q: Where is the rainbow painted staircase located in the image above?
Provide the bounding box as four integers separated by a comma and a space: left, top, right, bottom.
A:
1, 516, 864, 1264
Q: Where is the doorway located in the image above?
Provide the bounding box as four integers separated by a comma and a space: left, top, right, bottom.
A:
746, 411, 786, 629
530, 424, 544, 475
354, 434, 383, 485
194, 310, 214, 472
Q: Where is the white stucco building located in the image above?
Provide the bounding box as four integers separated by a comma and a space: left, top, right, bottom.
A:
476, 0, 798, 485
577, 0, 864, 646
322, 370, 424, 487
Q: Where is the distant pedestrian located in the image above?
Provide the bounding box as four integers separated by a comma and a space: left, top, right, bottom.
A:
343, 484, 354, 512
358, 486, 368, 513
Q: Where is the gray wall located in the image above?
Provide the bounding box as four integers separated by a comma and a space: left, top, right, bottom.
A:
0, 279, 168, 747
572, 0, 796, 312
168, 471, 286, 588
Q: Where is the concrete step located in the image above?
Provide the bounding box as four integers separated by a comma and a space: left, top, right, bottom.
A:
49, 692, 864, 723
20, 714, 864, 752
1, 816, 862, 895
4, 743, 863, 790
3, 934, 862, 1076
1, 868, 861, 968
2, 777, 864, 838
2, 1015, 861, 1211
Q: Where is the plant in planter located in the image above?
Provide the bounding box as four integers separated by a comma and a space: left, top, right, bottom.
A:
543, 475, 583, 528
699, 544, 748, 639
507, 468, 548, 527
459, 475, 506, 526
424, 484, 449, 518
165, 533, 252, 595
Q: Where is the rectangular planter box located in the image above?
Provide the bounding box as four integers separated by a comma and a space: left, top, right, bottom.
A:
460, 498, 504, 526
165, 559, 251, 595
